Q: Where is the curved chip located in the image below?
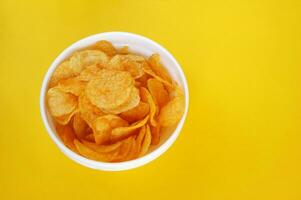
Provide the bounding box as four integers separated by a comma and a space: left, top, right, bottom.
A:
139, 124, 152, 156
54, 109, 77, 125
84, 133, 95, 142
102, 86, 140, 114
86, 69, 134, 112
78, 65, 100, 82
111, 115, 149, 141
136, 125, 146, 153
74, 139, 114, 162
118, 46, 129, 54
158, 86, 185, 127
112, 136, 134, 162
120, 101, 150, 123
106, 55, 145, 79
73, 113, 89, 138
147, 78, 169, 108
92, 115, 128, 144
93, 40, 116, 56
78, 93, 104, 127
148, 54, 172, 83
150, 123, 160, 145
56, 124, 77, 152
50, 50, 109, 86
47, 87, 77, 117
57, 77, 86, 96
140, 87, 157, 127
82, 140, 122, 153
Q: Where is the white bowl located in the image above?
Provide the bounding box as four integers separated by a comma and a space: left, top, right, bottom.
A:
40, 32, 189, 171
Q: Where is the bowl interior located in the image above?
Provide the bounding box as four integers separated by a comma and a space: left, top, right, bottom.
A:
41, 32, 188, 170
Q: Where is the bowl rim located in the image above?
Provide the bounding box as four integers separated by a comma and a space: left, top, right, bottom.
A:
40, 31, 189, 171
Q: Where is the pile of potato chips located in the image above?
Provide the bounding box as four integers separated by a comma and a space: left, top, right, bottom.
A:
46, 40, 185, 162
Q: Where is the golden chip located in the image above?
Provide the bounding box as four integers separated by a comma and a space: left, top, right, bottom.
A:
47, 87, 77, 117
82, 140, 122, 153
78, 93, 104, 126
93, 40, 117, 56
78, 65, 100, 82
139, 124, 152, 156
136, 125, 146, 153
73, 113, 89, 138
158, 86, 185, 127
102, 86, 140, 114
92, 115, 128, 144
106, 55, 145, 79
120, 101, 150, 123
150, 123, 160, 145
111, 115, 149, 141
84, 133, 95, 142
74, 139, 115, 162
57, 77, 86, 96
56, 124, 77, 152
147, 78, 169, 108
148, 54, 172, 83
118, 46, 129, 54
86, 69, 134, 112
54, 109, 77, 125
50, 50, 109, 86
140, 87, 157, 127
113, 136, 134, 162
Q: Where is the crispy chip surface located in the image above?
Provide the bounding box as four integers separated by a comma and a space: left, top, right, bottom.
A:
106, 55, 145, 79
158, 87, 185, 127
147, 78, 169, 108
47, 87, 77, 117
57, 77, 86, 96
93, 40, 116, 56
86, 69, 134, 112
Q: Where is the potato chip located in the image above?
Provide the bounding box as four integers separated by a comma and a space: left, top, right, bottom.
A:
120, 101, 150, 123
78, 93, 104, 126
118, 46, 129, 54
147, 78, 169, 108
125, 139, 138, 160
158, 86, 185, 127
56, 124, 77, 152
54, 109, 77, 125
86, 69, 134, 112
148, 54, 172, 83
78, 65, 100, 82
57, 77, 86, 96
82, 140, 122, 153
111, 115, 149, 141
92, 115, 128, 144
73, 113, 89, 138
136, 125, 146, 153
139, 87, 157, 127
143, 66, 173, 88
101, 86, 140, 114
113, 136, 134, 162
150, 123, 160, 145
77, 50, 109, 68
93, 40, 116, 56
47, 87, 77, 117
139, 125, 152, 156
74, 139, 114, 162
136, 73, 150, 87
106, 55, 145, 79
50, 50, 109, 86
84, 133, 95, 142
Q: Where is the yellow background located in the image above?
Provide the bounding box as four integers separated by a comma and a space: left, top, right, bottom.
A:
0, 0, 300, 199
